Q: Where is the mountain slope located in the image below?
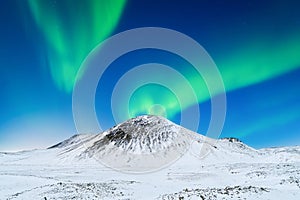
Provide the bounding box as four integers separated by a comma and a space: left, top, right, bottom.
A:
56, 115, 194, 172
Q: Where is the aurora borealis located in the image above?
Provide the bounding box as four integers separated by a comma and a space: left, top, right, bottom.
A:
27, 0, 126, 92
1, 0, 300, 151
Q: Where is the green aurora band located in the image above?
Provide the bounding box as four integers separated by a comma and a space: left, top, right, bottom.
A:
129, 34, 300, 118
27, 0, 126, 92
25, 1, 300, 121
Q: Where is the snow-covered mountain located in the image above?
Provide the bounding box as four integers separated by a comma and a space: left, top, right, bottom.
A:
0, 115, 299, 199
58, 115, 193, 172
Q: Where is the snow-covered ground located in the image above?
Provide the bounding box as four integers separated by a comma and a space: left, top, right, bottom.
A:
0, 116, 299, 199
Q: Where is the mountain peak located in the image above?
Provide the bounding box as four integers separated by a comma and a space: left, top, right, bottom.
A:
77, 115, 193, 172
100, 115, 182, 153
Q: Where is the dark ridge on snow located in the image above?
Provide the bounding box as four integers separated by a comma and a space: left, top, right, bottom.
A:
221, 137, 242, 143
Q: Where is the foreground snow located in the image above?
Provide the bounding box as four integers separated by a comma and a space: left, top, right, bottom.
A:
0, 116, 299, 199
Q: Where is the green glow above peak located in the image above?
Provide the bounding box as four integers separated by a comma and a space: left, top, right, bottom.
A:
129, 84, 180, 119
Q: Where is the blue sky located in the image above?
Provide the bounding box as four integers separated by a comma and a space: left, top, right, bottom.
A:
1, 0, 300, 151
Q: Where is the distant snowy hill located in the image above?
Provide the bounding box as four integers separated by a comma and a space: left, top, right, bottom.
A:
0, 115, 299, 199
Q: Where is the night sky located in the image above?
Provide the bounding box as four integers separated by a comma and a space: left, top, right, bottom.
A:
1, 0, 300, 151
